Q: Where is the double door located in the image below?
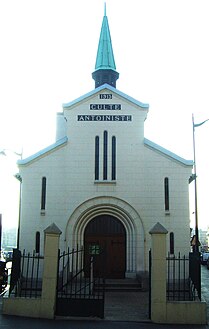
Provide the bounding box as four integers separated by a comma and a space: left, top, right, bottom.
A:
85, 234, 125, 279
84, 215, 126, 279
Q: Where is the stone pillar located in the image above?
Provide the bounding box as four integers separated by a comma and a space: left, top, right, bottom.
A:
149, 222, 168, 323
40, 223, 62, 319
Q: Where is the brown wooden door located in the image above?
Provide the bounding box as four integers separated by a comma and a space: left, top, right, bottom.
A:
109, 236, 125, 278
84, 215, 126, 279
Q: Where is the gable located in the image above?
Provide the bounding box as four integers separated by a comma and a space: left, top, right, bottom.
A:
63, 84, 149, 111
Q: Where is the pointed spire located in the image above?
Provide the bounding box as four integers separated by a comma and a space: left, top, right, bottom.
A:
92, 4, 119, 88
94, 10, 116, 71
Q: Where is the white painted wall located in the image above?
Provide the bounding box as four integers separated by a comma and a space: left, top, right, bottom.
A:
18, 86, 192, 274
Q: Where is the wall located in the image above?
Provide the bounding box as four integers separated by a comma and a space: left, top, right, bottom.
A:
166, 301, 207, 324
18, 87, 192, 275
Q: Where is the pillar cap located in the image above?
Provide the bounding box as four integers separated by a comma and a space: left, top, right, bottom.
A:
149, 222, 168, 235
44, 223, 62, 235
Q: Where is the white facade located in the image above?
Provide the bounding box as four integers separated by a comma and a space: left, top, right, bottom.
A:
18, 84, 193, 278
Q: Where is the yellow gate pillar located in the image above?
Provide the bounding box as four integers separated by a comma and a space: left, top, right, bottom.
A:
40, 223, 62, 319
149, 222, 168, 323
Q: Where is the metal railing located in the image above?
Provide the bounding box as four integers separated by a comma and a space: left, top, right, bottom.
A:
10, 249, 44, 298
166, 252, 200, 301
189, 251, 201, 300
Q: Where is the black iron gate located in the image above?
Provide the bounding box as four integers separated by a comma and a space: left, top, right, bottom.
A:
56, 246, 105, 318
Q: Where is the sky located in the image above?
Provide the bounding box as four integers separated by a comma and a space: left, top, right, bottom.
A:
0, 0, 209, 231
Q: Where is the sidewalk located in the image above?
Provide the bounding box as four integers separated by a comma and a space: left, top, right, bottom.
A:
104, 290, 149, 321
0, 266, 208, 328
0, 298, 208, 329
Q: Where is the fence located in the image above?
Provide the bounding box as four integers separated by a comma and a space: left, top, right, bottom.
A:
56, 246, 105, 318
9, 249, 44, 298
189, 251, 201, 300
166, 252, 201, 301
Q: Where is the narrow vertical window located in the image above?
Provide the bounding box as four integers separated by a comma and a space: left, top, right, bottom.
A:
35, 231, 40, 253
103, 131, 108, 180
164, 177, 169, 211
169, 232, 174, 254
95, 136, 99, 180
41, 177, 47, 210
112, 136, 116, 180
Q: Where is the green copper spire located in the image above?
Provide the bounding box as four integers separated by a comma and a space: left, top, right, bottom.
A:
92, 4, 119, 88
95, 5, 116, 70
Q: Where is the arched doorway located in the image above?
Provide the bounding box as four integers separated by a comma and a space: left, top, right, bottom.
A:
84, 215, 126, 279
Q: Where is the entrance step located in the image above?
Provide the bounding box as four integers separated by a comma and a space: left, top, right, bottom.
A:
95, 278, 142, 292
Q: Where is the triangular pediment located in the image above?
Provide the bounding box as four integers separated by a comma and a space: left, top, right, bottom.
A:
63, 84, 149, 111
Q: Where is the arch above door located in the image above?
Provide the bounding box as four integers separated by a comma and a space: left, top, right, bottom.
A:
65, 196, 145, 276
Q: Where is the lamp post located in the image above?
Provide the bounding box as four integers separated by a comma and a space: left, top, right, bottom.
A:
192, 115, 209, 253
0, 148, 22, 250
192, 114, 199, 253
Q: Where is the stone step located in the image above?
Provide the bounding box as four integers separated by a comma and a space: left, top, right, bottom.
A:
95, 278, 142, 292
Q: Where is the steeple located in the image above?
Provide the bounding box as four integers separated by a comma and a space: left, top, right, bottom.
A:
92, 4, 119, 88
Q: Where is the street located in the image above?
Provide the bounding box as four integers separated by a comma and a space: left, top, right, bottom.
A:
0, 313, 208, 329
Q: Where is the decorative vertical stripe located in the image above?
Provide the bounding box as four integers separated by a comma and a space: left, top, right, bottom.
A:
35, 231, 40, 253
41, 177, 47, 210
112, 136, 116, 180
95, 136, 100, 180
164, 177, 169, 211
169, 232, 174, 254
103, 131, 108, 180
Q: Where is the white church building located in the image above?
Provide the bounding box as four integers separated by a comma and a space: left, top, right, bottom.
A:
17, 8, 193, 279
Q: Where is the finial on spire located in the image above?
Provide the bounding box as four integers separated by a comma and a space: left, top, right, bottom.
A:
92, 1, 119, 88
